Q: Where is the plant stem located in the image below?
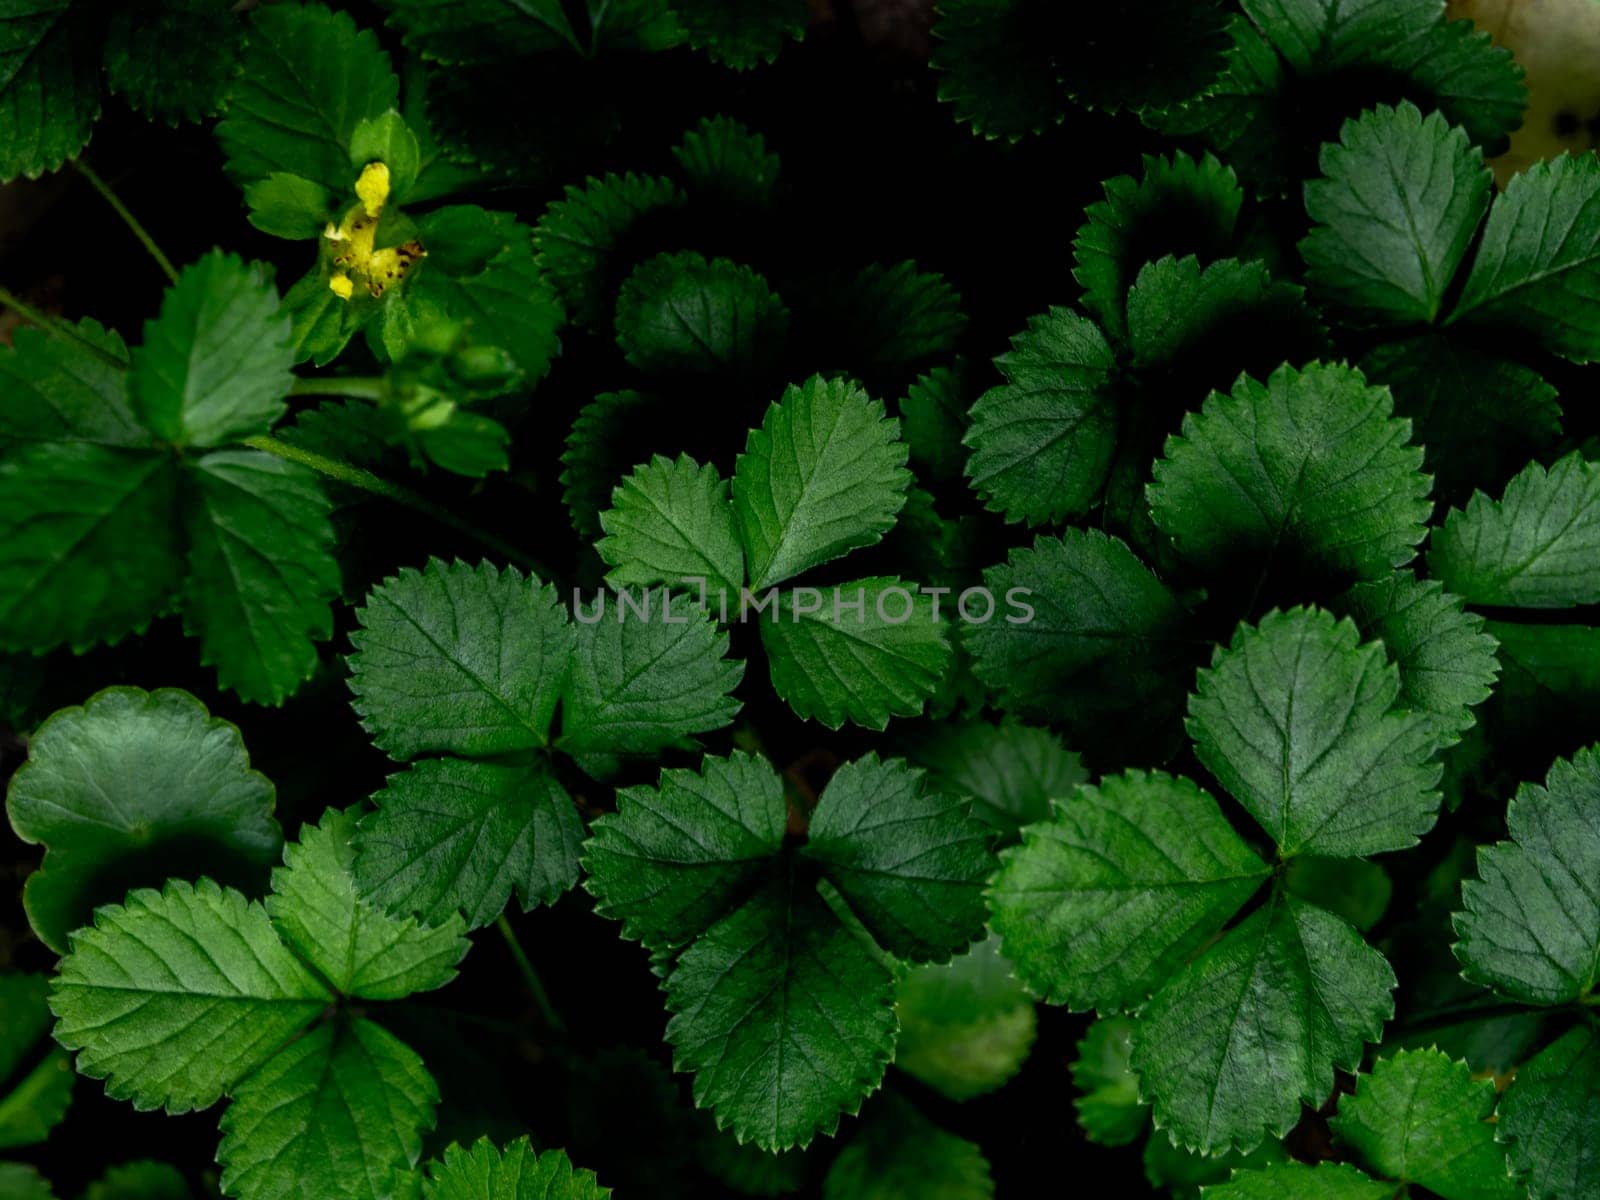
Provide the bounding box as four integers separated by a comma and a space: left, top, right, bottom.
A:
290, 376, 387, 401
0, 286, 127, 368
74, 159, 180, 286
243, 434, 546, 573
496, 914, 568, 1035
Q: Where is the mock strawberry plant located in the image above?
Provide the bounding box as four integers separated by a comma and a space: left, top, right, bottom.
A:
4, 2, 1600, 1198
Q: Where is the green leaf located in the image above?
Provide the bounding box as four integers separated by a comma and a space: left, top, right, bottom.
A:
1283, 855, 1392, 934
961, 307, 1116, 526
0, 1164, 55, 1200
899, 363, 972, 488
557, 587, 743, 766
588, 0, 684, 53
1189, 608, 1441, 859
759, 578, 953, 730
376, 0, 582, 62
1131, 893, 1395, 1152
1149, 363, 1431, 584
180, 450, 339, 705
1451, 153, 1600, 362
1359, 335, 1561, 503
0, 973, 72, 1150
583, 751, 786, 950
244, 173, 334, 240
50, 878, 331, 1113
671, 115, 780, 207
282, 265, 367, 367
1301, 102, 1492, 326
1058, 2, 1233, 115
822, 261, 967, 369
422, 1136, 610, 1199
350, 110, 422, 199
1070, 1016, 1143, 1147
561, 389, 663, 539
267, 808, 467, 1000
800, 755, 992, 962
1240, 0, 1439, 69
615, 251, 788, 376
1331, 1049, 1519, 1200
218, 1017, 437, 1200
1203, 1162, 1394, 1200
102, 0, 244, 126
664, 874, 897, 1150
990, 770, 1269, 1012
668, 0, 806, 69
1073, 151, 1243, 342
1334, 572, 1498, 741
0, 444, 183, 652
893, 933, 1036, 1102
598, 453, 744, 606
130, 251, 294, 447
1430, 453, 1600, 609
533, 173, 686, 329
83, 1161, 192, 1200
733, 376, 911, 590
0, 320, 142, 450
217, 3, 400, 191
5, 686, 281, 955
900, 717, 1086, 834
349, 560, 575, 760
1454, 747, 1600, 1006
0, 1, 99, 181
963, 530, 1188, 730
357, 759, 583, 930
1496, 1024, 1600, 1200
822, 1096, 994, 1199
929, 0, 1061, 143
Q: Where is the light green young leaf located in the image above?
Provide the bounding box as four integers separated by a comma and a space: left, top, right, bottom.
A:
0, 1, 99, 180
0, 973, 72, 1150
1331, 1049, 1519, 1200
1149, 362, 1431, 583
583, 751, 786, 951
1454, 747, 1600, 1005
1429, 453, 1600, 608
357, 760, 583, 930
5, 686, 281, 955
962, 308, 1117, 526
349, 560, 575, 760
733, 375, 911, 589
1451, 153, 1600, 363
0, 320, 142, 450
615, 251, 788, 376
131, 251, 293, 447
1131, 894, 1395, 1153
822, 1096, 994, 1200
217, 3, 400, 191
267, 808, 467, 1000
218, 1017, 437, 1200
533, 173, 686, 328
1301, 102, 1492, 326
990, 771, 1268, 1012
901, 717, 1086, 834
1188, 608, 1441, 859
800, 755, 993, 962
557, 588, 743, 766
0, 444, 182, 653
598, 453, 744, 605
422, 1136, 610, 1200
50, 878, 331, 1113
664, 875, 897, 1151
894, 933, 1036, 1102
759, 578, 952, 730
244, 173, 333, 240
668, 0, 807, 69
180, 450, 339, 705
1495, 1025, 1600, 1200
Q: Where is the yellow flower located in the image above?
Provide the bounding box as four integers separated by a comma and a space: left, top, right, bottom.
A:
325, 161, 424, 300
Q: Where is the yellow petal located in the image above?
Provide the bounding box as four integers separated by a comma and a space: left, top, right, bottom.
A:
329, 273, 355, 301
356, 161, 391, 218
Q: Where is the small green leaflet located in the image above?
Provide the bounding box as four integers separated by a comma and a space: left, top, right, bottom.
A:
615, 251, 788, 376
598, 453, 745, 604
1148, 362, 1432, 584
5, 686, 281, 954
929, 0, 1062, 142
900, 717, 1086, 835
672, 115, 780, 207
0, 1, 99, 181
1495, 1025, 1600, 1200
422, 1136, 610, 1199
821, 1096, 994, 1200
0, 972, 72, 1150
1204, 1162, 1394, 1200
375, 0, 585, 62
217, 3, 400, 191
1070, 1016, 1143, 1147
103, 0, 244, 127
585, 751, 994, 1148
667, 0, 807, 70
1430, 453, 1600, 608
899, 363, 973, 487
1301, 103, 1491, 327
0, 1164, 56, 1200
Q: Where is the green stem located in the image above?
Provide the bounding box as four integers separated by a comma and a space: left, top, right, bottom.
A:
290, 376, 387, 401
496, 914, 568, 1035
243, 434, 546, 573
74, 159, 180, 286
0, 286, 126, 368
